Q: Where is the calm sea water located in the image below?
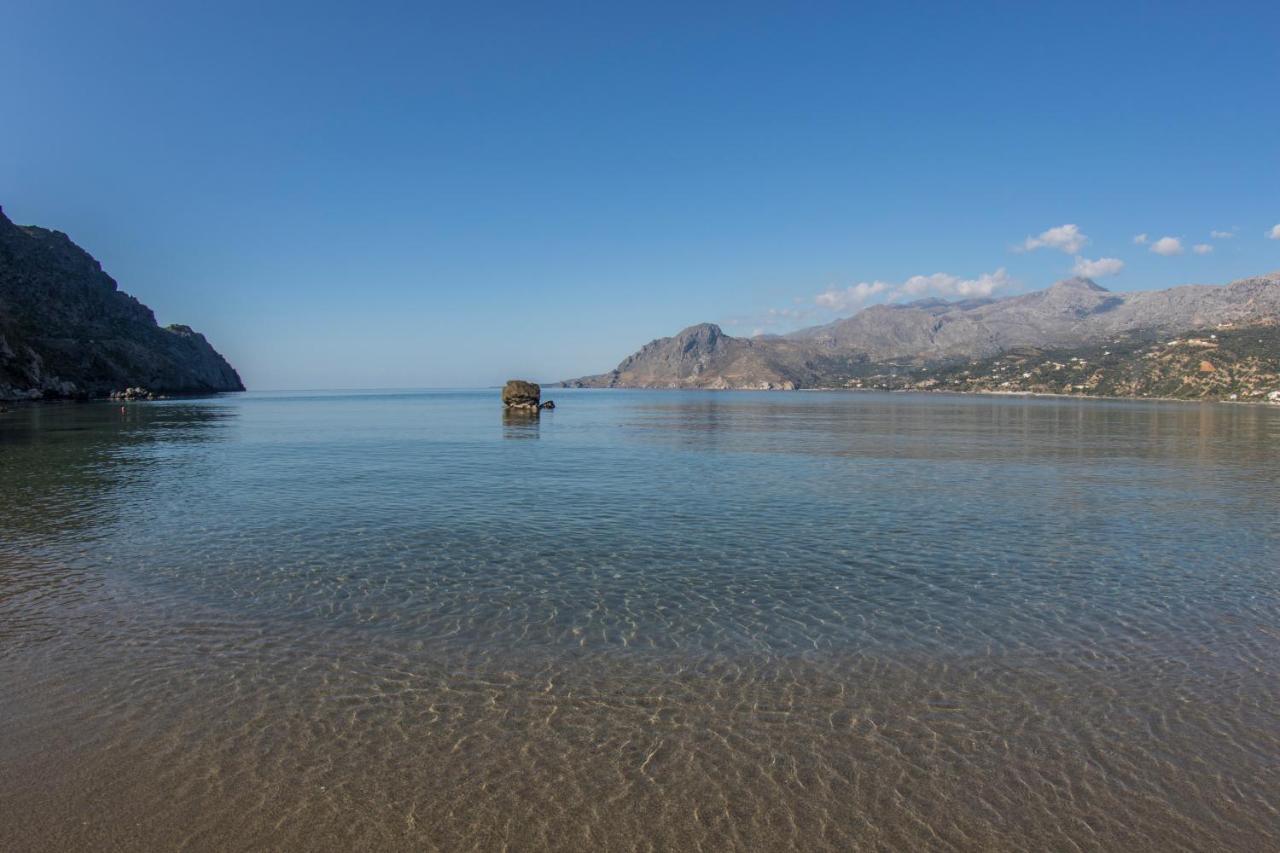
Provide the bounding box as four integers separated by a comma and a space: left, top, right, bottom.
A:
2, 389, 1279, 851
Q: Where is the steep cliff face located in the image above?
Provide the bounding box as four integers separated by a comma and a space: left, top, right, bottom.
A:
0, 208, 244, 400
565, 274, 1280, 390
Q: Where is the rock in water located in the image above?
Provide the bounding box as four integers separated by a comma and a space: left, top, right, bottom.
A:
501, 379, 541, 410
109, 386, 165, 401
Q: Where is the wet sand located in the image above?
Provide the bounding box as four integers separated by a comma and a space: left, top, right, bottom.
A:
3, 583, 1278, 852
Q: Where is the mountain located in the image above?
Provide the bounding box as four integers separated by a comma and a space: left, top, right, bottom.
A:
0, 207, 244, 400
564, 273, 1280, 391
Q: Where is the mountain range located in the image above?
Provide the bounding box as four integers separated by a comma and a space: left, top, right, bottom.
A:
0, 207, 243, 401
564, 273, 1280, 390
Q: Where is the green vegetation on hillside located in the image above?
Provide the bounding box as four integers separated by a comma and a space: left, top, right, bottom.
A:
834, 323, 1280, 402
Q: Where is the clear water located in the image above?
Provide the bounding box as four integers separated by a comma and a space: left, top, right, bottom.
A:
2, 389, 1278, 851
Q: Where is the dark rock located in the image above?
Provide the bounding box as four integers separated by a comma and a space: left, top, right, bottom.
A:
539, 400, 555, 410
501, 379, 541, 409
0, 206, 244, 401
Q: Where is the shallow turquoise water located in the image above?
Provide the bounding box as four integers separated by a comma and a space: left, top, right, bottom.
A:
2, 390, 1279, 850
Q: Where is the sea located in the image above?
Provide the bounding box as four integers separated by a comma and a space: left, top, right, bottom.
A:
2, 389, 1278, 851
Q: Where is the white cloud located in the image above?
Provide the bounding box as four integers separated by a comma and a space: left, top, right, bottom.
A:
815, 268, 1013, 314
1132, 233, 1149, 245
814, 280, 890, 312
1072, 256, 1125, 277
1269, 224, 1280, 240
1192, 243, 1214, 255
1210, 230, 1235, 239
897, 268, 1013, 298
1021, 224, 1088, 254
1150, 236, 1184, 256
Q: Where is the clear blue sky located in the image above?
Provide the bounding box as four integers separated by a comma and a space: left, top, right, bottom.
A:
3, 1, 1278, 389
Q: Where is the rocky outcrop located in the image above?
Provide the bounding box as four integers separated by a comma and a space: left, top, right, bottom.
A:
502, 379, 541, 408
0, 206, 244, 400
109, 386, 164, 401
502, 379, 554, 411
564, 274, 1280, 390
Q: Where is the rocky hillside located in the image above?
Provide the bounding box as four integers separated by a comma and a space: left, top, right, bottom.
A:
849, 323, 1280, 403
791, 275, 1280, 360
569, 323, 845, 390
565, 273, 1280, 394
0, 207, 243, 400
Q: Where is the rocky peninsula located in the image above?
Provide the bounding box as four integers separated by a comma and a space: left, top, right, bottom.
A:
0, 206, 243, 401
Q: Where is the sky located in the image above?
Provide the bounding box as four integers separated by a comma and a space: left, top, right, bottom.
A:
2, 1, 1278, 389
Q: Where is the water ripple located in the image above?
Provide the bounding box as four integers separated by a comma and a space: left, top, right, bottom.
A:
1, 390, 1278, 851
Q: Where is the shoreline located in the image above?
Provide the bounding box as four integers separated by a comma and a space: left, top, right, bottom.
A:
804, 386, 1280, 406
558, 385, 1279, 406
5, 386, 1277, 410
0, 390, 245, 408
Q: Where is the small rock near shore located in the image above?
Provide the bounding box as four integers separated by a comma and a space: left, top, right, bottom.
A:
110, 386, 163, 401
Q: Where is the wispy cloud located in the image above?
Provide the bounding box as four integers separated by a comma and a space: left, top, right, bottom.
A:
729, 305, 818, 335
1210, 229, 1236, 239
813, 268, 1013, 315
1269, 224, 1280, 240
1072, 256, 1125, 277
1020, 224, 1087, 254
1132, 233, 1149, 245
1192, 243, 1214, 255
1150, 236, 1184, 256
897, 268, 1013, 299
814, 280, 890, 312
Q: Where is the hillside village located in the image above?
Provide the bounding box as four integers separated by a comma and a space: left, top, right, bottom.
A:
845, 322, 1280, 403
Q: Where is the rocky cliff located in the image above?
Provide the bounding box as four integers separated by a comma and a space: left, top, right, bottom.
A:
565, 273, 1280, 390
0, 207, 244, 400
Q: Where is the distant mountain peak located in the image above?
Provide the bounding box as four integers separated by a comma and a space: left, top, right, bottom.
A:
1048, 277, 1109, 293
675, 322, 723, 339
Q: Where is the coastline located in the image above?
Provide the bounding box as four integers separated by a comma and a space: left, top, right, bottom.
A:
556, 384, 1279, 406
6, 385, 1275, 412
0, 390, 246, 407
